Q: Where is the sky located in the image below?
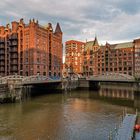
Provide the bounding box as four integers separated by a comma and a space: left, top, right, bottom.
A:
0, 0, 140, 45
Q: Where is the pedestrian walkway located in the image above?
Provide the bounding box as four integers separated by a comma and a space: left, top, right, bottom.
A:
135, 132, 140, 140
114, 114, 137, 140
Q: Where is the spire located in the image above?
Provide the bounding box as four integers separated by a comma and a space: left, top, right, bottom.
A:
94, 35, 99, 46
105, 41, 110, 46
55, 23, 62, 34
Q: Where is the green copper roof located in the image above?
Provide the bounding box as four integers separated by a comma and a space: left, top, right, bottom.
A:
114, 42, 133, 49
84, 41, 94, 51
84, 37, 99, 51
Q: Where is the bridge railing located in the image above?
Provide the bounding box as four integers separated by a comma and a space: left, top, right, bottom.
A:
0, 75, 62, 84
0, 75, 25, 84
22, 75, 61, 83
88, 73, 135, 81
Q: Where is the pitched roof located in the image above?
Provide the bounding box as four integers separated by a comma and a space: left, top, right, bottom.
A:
113, 42, 133, 49
54, 23, 62, 34
84, 41, 94, 51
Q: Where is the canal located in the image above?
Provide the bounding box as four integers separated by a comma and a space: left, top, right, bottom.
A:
0, 84, 139, 140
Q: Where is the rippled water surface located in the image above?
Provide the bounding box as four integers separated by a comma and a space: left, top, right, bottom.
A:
0, 85, 139, 140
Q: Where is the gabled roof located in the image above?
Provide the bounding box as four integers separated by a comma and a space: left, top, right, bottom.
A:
84, 37, 99, 51
54, 23, 62, 34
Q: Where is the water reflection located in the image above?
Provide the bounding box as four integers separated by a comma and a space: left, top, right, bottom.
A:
89, 84, 140, 110
99, 86, 134, 100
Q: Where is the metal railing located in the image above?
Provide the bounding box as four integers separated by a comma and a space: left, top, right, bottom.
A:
0, 75, 61, 84
88, 73, 135, 81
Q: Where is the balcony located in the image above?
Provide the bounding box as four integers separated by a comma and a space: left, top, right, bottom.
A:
0, 44, 5, 49
11, 55, 18, 59
10, 48, 18, 53
0, 56, 5, 60
0, 50, 5, 54
0, 62, 5, 65
0, 67, 5, 72
11, 60, 18, 65
10, 67, 18, 72
9, 41, 18, 46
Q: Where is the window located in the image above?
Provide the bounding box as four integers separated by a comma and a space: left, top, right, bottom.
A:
58, 72, 60, 77
128, 67, 132, 70
90, 50, 93, 55
25, 71, 28, 76
26, 58, 28, 62
49, 72, 51, 76
54, 72, 56, 77
37, 72, 40, 75
90, 61, 92, 65
124, 67, 127, 71
43, 72, 46, 76
37, 58, 40, 63
129, 72, 132, 75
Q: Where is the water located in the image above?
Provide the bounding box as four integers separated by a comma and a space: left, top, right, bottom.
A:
0, 84, 139, 140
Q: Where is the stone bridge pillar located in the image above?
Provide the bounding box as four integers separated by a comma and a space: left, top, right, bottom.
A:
89, 81, 100, 90
7, 78, 23, 102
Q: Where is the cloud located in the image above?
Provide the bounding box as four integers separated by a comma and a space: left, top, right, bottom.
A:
0, 0, 140, 44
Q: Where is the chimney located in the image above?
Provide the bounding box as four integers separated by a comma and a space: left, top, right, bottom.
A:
11, 21, 18, 32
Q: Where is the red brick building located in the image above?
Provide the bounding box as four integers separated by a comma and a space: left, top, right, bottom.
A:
95, 42, 134, 76
134, 38, 140, 78
65, 38, 138, 77
82, 37, 100, 76
0, 19, 63, 77
65, 40, 85, 75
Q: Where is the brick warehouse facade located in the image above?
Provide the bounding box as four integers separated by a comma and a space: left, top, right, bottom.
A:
134, 38, 140, 78
65, 38, 140, 78
95, 42, 134, 76
0, 19, 63, 77
82, 37, 100, 76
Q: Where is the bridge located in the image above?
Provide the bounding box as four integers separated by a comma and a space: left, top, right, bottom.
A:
0, 75, 61, 85
86, 73, 137, 90
87, 73, 135, 83
0, 75, 62, 103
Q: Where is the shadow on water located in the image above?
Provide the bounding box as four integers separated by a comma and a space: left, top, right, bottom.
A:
22, 83, 63, 99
